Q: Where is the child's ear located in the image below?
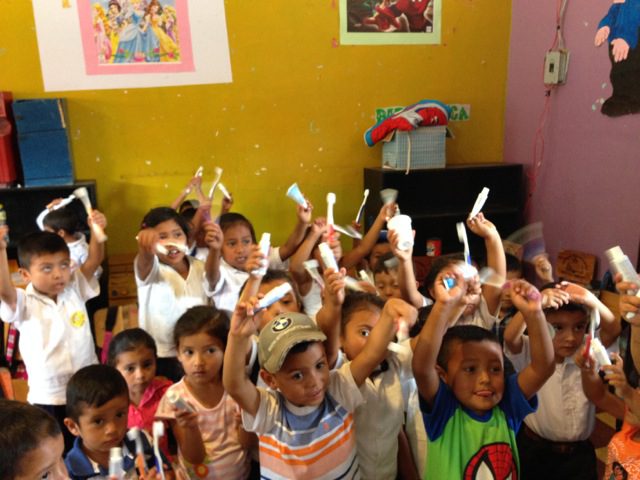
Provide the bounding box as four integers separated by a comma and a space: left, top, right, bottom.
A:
63, 417, 81, 437
19, 268, 31, 284
435, 364, 448, 383
56, 229, 66, 239
259, 370, 279, 390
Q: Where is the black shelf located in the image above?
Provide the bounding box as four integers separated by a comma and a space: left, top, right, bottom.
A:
364, 164, 525, 258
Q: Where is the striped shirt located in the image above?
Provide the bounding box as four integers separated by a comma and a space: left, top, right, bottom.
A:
242, 362, 364, 479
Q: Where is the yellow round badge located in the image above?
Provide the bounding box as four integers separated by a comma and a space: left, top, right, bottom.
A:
70, 311, 86, 328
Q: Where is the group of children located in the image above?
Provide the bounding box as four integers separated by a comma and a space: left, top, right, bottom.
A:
2, 175, 640, 480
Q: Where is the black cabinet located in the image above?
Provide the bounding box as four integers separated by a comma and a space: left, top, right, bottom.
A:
364, 164, 525, 259
0, 180, 97, 256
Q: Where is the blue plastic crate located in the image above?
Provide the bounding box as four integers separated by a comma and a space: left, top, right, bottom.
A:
382, 126, 446, 170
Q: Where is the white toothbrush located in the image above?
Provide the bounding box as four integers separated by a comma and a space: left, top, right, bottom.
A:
355, 189, 369, 224
333, 224, 362, 240
456, 222, 471, 265
152, 421, 166, 480
217, 182, 232, 200
469, 187, 489, 219
303, 259, 325, 288
73, 187, 107, 243
126, 428, 146, 476
155, 242, 190, 256
326, 192, 336, 238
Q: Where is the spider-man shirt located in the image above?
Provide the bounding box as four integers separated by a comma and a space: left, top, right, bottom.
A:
419, 374, 537, 479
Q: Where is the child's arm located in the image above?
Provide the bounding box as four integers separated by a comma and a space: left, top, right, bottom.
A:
79, 210, 107, 281
0, 226, 17, 310
223, 301, 262, 416
388, 229, 423, 308
315, 267, 346, 368
509, 280, 555, 399
237, 246, 267, 306
288, 219, 326, 295
277, 201, 312, 262
560, 281, 620, 347
412, 270, 467, 407
349, 298, 417, 386
603, 353, 640, 419
202, 221, 224, 289
170, 175, 202, 211
340, 203, 394, 270
575, 346, 625, 419
171, 409, 206, 465
135, 228, 158, 282
188, 200, 211, 247
466, 212, 505, 314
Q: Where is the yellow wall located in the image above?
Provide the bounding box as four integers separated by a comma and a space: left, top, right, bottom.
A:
0, 1, 511, 254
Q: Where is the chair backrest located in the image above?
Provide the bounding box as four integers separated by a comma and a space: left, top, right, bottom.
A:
556, 249, 597, 286
93, 303, 139, 363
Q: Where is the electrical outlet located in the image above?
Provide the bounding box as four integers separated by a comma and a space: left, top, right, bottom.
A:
544, 49, 570, 85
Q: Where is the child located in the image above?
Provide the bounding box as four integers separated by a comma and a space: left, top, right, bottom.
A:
0, 214, 105, 448
503, 281, 617, 480
63, 364, 169, 479
223, 298, 417, 479
422, 213, 507, 330
372, 251, 402, 300
107, 328, 171, 448
0, 398, 68, 480
413, 268, 555, 478
38, 202, 90, 272
135, 206, 220, 381
156, 305, 251, 479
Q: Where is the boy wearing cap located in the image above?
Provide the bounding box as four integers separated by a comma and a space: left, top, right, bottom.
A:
223, 298, 417, 479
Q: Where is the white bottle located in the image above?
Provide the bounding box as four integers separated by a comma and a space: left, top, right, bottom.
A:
605, 246, 640, 320
318, 242, 339, 271
252, 233, 271, 276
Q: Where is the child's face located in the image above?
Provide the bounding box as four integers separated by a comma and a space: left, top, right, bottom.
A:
341, 307, 380, 361
374, 270, 401, 300
64, 394, 129, 465
22, 252, 72, 300
221, 224, 253, 270
257, 279, 300, 330
440, 340, 505, 416
114, 346, 156, 402
154, 219, 188, 267
177, 331, 225, 386
262, 342, 329, 407
368, 243, 391, 271
15, 433, 67, 480
547, 309, 588, 362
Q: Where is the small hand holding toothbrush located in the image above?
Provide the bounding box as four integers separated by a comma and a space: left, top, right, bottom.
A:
73, 187, 107, 243
326, 192, 336, 240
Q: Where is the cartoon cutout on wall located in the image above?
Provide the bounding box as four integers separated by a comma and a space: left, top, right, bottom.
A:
595, 0, 640, 117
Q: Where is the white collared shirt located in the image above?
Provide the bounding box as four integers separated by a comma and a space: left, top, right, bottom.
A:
211, 258, 249, 313
506, 335, 595, 441
136, 255, 212, 357
0, 270, 99, 405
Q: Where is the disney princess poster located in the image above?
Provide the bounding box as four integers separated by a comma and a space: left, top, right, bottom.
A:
340, 0, 441, 45
32, 0, 232, 91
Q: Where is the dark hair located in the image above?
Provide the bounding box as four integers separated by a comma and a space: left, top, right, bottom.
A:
424, 253, 465, 295
410, 304, 432, 338
141, 207, 190, 237
17, 231, 70, 269
341, 291, 385, 331
257, 270, 303, 311
544, 301, 589, 317
174, 306, 230, 349
219, 213, 256, 243
372, 251, 399, 276
107, 328, 157, 367
506, 253, 522, 275
0, 399, 61, 480
436, 325, 501, 370
43, 207, 83, 235
66, 364, 129, 422
289, 340, 314, 356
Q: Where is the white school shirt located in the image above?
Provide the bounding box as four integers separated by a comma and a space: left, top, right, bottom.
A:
67, 234, 89, 270
0, 271, 99, 405
300, 281, 322, 320
339, 340, 414, 480
135, 255, 212, 358
506, 335, 595, 441
211, 258, 249, 313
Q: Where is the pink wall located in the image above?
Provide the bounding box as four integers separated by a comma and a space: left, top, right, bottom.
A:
504, 1, 640, 276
